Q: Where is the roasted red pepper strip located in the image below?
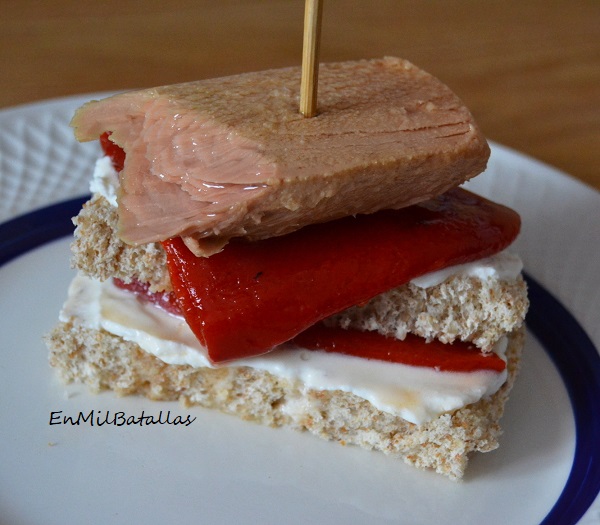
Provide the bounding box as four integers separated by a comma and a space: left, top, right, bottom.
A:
100, 131, 125, 172
162, 188, 520, 363
113, 278, 181, 316
114, 276, 506, 372
293, 324, 506, 372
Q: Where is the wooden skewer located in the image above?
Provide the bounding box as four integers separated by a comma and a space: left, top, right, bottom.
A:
300, 0, 324, 118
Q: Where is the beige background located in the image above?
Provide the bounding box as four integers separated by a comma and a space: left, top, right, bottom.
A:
1, 0, 598, 189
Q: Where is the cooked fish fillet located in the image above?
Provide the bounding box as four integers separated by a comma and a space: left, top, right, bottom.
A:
71, 57, 489, 254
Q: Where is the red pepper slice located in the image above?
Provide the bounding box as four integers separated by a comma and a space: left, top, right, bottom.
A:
100, 131, 125, 172
162, 188, 520, 363
293, 324, 506, 373
113, 278, 181, 316
113, 277, 506, 373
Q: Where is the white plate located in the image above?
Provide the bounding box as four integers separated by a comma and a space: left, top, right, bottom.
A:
0, 96, 598, 525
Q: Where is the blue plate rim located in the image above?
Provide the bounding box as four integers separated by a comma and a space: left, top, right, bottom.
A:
1, 197, 599, 525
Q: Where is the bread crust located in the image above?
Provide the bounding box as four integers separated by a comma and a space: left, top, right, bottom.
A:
71, 195, 170, 292
46, 320, 524, 480
329, 274, 528, 352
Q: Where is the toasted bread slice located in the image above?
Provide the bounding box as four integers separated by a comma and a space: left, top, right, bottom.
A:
46, 319, 523, 481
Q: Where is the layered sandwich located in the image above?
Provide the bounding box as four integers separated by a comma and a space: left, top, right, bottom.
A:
46, 57, 528, 480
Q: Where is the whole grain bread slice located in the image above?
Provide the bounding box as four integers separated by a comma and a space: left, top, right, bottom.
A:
46, 320, 524, 480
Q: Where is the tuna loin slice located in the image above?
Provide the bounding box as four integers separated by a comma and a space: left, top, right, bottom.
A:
71, 57, 490, 255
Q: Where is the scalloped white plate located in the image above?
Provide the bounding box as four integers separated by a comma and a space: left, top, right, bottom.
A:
0, 96, 598, 525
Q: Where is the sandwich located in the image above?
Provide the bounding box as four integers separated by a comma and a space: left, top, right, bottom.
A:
46, 57, 529, 480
